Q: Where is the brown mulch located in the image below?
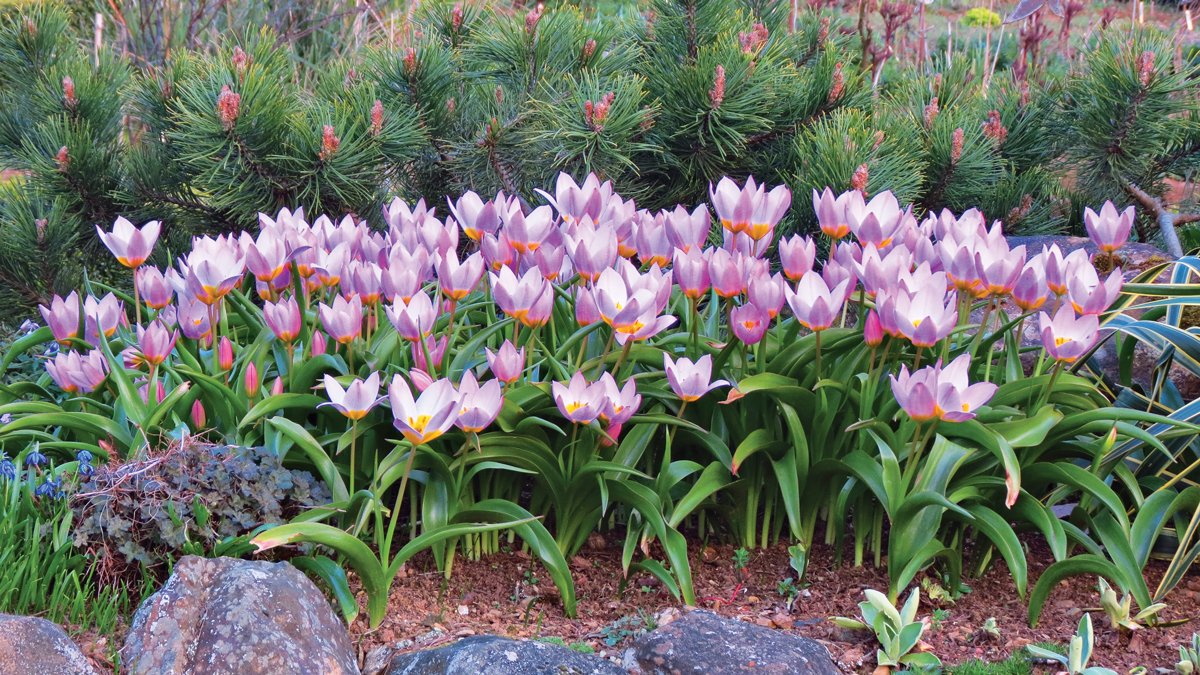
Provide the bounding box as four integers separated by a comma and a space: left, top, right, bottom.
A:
336, 535, 1200, 673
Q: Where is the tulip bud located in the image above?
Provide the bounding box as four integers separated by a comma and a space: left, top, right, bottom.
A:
191, 399, 206, 429
218, 336, 233, 371
601, 422, 622, 447
271, 377, 284, 396
312, 331, 327, 357
245, 362, 259, 397
864, 309, 883, 347
410, 368, 434, 392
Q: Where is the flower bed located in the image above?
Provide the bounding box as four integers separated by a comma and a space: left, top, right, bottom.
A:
2, 171, 1199, 655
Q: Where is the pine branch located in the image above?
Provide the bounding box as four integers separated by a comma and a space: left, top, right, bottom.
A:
1123, 179, 1187, 256
1103, 86, 1148, 159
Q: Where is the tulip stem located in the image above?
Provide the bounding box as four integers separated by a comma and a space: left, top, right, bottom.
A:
814, 330, 823, 379
385, 442, 421, 564
593, 331, 615, 379
903, 419, 939, 487
575, 337, 589, 372
446, 299, 459, 343
969, 298, 996, 360
285, 341, 295, 388
132, 277, 142, 328
350, 418, 358, 497
567, 423, 580, 478
689, 297, 699, 359
1037, 361, 1065, 411
662, 401, 688, 479
613, 339, 634, 379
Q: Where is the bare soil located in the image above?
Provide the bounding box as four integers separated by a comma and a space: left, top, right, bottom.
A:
338, 535, 1200, 673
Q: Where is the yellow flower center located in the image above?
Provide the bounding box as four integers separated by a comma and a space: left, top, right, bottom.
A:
408, 414, 431, 431
1054, 337, 1071, 347
566, 401, 585, 413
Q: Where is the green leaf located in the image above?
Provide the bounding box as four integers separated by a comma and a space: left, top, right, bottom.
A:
1025, 463, 1130, 536
626, 559, 681, 600
1027, 555, 1123, 627
454, 500, 577, 617
986, 405, 1063, 447
251, 523, 388, 626
291, 555, 359, 624
0, 411, 133, 453
240, 393, 327, 428
953, 504, 1028, 599
663, 527, 695, 606
0, 326, 52, 374
731, 428, 787, 474
265, 418, 349, 502
290, 354, 347, 393
667, 462, 730, 528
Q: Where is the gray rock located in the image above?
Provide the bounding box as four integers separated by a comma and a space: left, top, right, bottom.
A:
121, 556, 358, 675
626, 610, 837, 675
384, 635, 625, 675
1007, 235, 1174, 280
0, 614, 98, 675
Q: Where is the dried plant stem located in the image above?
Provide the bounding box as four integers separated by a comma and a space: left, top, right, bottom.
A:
986, 25, 1006, 91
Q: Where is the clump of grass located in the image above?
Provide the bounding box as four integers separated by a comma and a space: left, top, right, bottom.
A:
948, 643, 1065, 675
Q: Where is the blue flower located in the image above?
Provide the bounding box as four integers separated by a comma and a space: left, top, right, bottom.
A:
78, 462, 95, 476
34, 478, 61, 498
24, 450, 46, 467
75, 450, 93, 464
0, 459, 14, 481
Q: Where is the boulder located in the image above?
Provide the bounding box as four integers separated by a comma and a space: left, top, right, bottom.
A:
383, 635, 626, 675
0, 614, 98, 675
625, 610, 838, 675
1006, 235, 1173, 280
121, 556, 358, 675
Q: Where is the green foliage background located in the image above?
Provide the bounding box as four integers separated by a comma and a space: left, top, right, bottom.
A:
2, 0, 1200, 318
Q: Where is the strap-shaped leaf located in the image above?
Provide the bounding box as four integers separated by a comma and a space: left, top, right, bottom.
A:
455, 500, 577, 616
265, 417, 349, 502
950, 504, 1028, 599
1027, 555, 1122, 627
291, 555, 359, 624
